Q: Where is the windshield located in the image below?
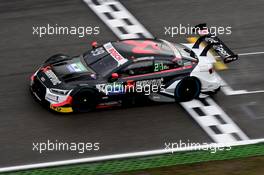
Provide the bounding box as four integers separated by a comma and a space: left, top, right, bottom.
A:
159, 39, 197, 63
89, 55, 118, 77
71, 57, 95, 74
174, 44, 198, 62
84, 43, 129, 77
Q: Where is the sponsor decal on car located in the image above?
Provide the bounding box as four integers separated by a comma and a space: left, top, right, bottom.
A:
212, 44, 231, 58
45, 93, 59, 102
67, 62, 88, 73
135, 78, 164, 87
134, 78, 165, 95
104, 42, 128, 66
40, 77, 46, 82
50, 105, 73, 113
154, 62, 169, 72
44, 69, 61, 86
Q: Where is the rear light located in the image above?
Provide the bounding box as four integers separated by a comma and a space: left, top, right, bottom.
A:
209, 68, 214, 74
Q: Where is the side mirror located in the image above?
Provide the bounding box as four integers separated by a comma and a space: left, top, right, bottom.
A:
91, 41, 98, 49
111, 73, 119, 79
109, 73, 119, 82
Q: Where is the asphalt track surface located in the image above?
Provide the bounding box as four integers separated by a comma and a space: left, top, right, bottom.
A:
0, 0, 263, 167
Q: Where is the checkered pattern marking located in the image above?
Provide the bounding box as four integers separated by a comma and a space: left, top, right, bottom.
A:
181, 98, 249, 143
84, 0, 153, 39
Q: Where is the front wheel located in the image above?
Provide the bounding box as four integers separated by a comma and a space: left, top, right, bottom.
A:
174, 77, 201, 102
72, 89, 98, 112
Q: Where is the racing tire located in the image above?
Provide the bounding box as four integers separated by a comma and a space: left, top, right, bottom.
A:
174, 77, 201, 102
72, 89, 98, 113
45, 54, 69, 64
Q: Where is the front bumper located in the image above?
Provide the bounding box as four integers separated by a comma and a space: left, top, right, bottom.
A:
30, 75, 73, 113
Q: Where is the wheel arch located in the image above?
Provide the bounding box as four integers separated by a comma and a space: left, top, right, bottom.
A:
174, 76, 201, 101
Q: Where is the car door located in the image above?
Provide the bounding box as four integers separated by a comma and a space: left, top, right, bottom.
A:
117, 59, 163, 95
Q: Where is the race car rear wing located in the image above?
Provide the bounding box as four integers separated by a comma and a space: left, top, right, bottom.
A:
192, 24, 238, 63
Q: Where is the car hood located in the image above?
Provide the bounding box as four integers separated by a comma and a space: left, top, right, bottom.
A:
51, 59, 97, 82
37, 60, 99, 89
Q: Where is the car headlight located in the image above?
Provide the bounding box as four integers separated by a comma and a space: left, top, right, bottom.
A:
50, 88, 70, 95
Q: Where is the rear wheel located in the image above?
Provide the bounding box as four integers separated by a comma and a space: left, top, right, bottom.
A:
72, 89, 98, 112
174, 77, 201, 102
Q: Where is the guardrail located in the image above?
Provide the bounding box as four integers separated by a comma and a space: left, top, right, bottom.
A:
1, 139, 264, 174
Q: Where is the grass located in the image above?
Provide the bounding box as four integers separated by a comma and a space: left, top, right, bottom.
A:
119, 156, 264, 175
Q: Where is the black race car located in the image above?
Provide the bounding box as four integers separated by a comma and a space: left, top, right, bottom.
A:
30, 36, 237, 113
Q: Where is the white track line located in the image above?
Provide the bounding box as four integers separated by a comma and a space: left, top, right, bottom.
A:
219, 51, 264, 95
238, 51, 264, 56
0, 139, 263, 173
215, 51, 264, 58
182, 98, 249, 143
217, 73, 264, 95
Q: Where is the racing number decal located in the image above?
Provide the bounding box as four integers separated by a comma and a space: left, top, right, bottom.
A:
55, 107, 62, 112
154, 62, 169, 72
123, 40, 160, 54
104, 43, 128, 65
91, 47, 105, 56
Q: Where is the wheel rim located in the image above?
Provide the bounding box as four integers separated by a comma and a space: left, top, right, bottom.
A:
175, 78, 200, 101
73, 91, 96, 112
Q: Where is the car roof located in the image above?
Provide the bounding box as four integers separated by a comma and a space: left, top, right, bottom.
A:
111, 39, 175, 61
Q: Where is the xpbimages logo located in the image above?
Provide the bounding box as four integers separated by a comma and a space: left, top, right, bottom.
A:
164, 140, 232, 154
32, 24, 100, 38
32, 140, 100, 154
96, 78, 165, 96
164, 24, 232, 37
